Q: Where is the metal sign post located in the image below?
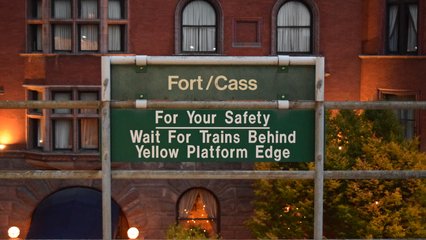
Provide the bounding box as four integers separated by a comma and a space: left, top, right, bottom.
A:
314, 57, 325, 240
101, 56, 112, 240
104, 55, 324, 239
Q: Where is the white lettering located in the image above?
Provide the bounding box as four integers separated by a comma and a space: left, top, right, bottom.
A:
187, 110, 217, 124
155, 110, 178, 124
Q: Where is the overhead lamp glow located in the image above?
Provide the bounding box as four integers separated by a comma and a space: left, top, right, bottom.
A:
8, 226, 20, 238
127, 227, 140, 239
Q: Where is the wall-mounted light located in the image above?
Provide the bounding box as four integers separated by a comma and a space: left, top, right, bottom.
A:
0, 144, 6, 150
127, 227, 140, 239
8, 226, 20, 239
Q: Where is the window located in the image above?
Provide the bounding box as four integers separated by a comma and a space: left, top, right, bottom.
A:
79, 24, 99, 51
52, 0, 72, 18
51, 0, 99, 52
26, 0, 127, 53
177, 188, 219, 237
79, 0, 98, 19
28, 0, 42, 19
27, 90, 44, 149
181, 1, 216, 53
176, 0, 221, 54
107, 0, 127, 52
29, 24, 43, 52
26, 87, 100, 152
108, 0, 125, 19
53, 24, 72, 51
277, 1, 312, 54
108, 25, 125, 51
387, 0, 418, 54
380, 90, 418, 139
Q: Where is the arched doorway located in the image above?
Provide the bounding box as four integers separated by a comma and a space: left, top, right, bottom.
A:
27, 187, 128, 239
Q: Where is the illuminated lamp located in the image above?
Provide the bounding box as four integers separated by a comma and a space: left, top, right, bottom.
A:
0, 144, 6, 150
8, 226, 20, 238
127, 227, 140, 239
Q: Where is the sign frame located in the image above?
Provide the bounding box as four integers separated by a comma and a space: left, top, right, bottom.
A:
101, 55, 325, 239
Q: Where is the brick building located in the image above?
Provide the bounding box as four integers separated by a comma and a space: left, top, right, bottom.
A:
0, 0, 425, 239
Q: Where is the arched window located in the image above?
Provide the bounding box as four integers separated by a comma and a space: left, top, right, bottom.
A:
277, 1, 312, 54
177, 188, 219, 237
180, 0, 217, 53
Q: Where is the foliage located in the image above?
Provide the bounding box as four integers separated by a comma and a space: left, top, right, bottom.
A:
166, 224, 217, 240
247, 110, 426, 239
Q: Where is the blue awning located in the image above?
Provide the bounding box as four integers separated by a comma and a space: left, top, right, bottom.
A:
27, 187, 120, 239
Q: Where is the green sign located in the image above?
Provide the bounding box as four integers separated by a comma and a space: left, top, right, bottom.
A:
110, 64, 316, 162
111, 65, 315, 101
111, 109, 314, 162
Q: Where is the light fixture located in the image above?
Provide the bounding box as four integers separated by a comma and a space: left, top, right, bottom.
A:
0, 144, 6, 150
8, 226, 20, 239
127, 227, 139, 240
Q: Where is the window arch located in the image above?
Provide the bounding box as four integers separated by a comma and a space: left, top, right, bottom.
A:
177, 188, 220, 237
27, 187, 128, 239
175, 0, 222, 54
272, 0, 317, 55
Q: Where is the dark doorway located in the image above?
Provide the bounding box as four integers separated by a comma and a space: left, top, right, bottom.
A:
27, 187, 128, 239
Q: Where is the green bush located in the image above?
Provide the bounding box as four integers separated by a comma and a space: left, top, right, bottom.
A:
166, 224, 215, 240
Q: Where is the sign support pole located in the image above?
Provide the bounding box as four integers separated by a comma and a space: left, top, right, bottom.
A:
314, 57, 325, 240
101, 56, 112, 240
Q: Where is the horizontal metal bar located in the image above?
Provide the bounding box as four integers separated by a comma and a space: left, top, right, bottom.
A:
0, 170, 424, 180
112, 170, 315, 180
325, 170, 426, 179
0, 170, 101, 179
0, 100, 100, 109
111, 100, 314, 110
109, 55, 318, 66
3, 100, 426, 110
325, 101, 426, 109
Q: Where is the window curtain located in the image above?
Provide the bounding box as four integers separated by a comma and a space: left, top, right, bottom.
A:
52, 93, 72, 149
178, 189, 217, 218
53, 0, 71, 18
179, 190, 199, 218
388, 5, 399, 52
80, 119, 98, 149
108, 25, 122, 51
32, 25, 42, 51
79, 92, 99, 149
182, 0, 216, 52
407, 4, 418, 52
277, 1, 311, 52
52, 92, 72, 149
200, 190, 217, 218
34, 0, 42, 18
54, 119, 72, 149
108, 0, 122, 19
80, 0, 98, 19
53, 92, 71, 114
36, 119, 43, 147
80, 25, 99, 51
54, 25, 72, 51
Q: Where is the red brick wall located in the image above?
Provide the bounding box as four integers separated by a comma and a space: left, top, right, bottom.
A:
44, 56, 101, 85
318, 0, 363, 101
0, 0, 26, 147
